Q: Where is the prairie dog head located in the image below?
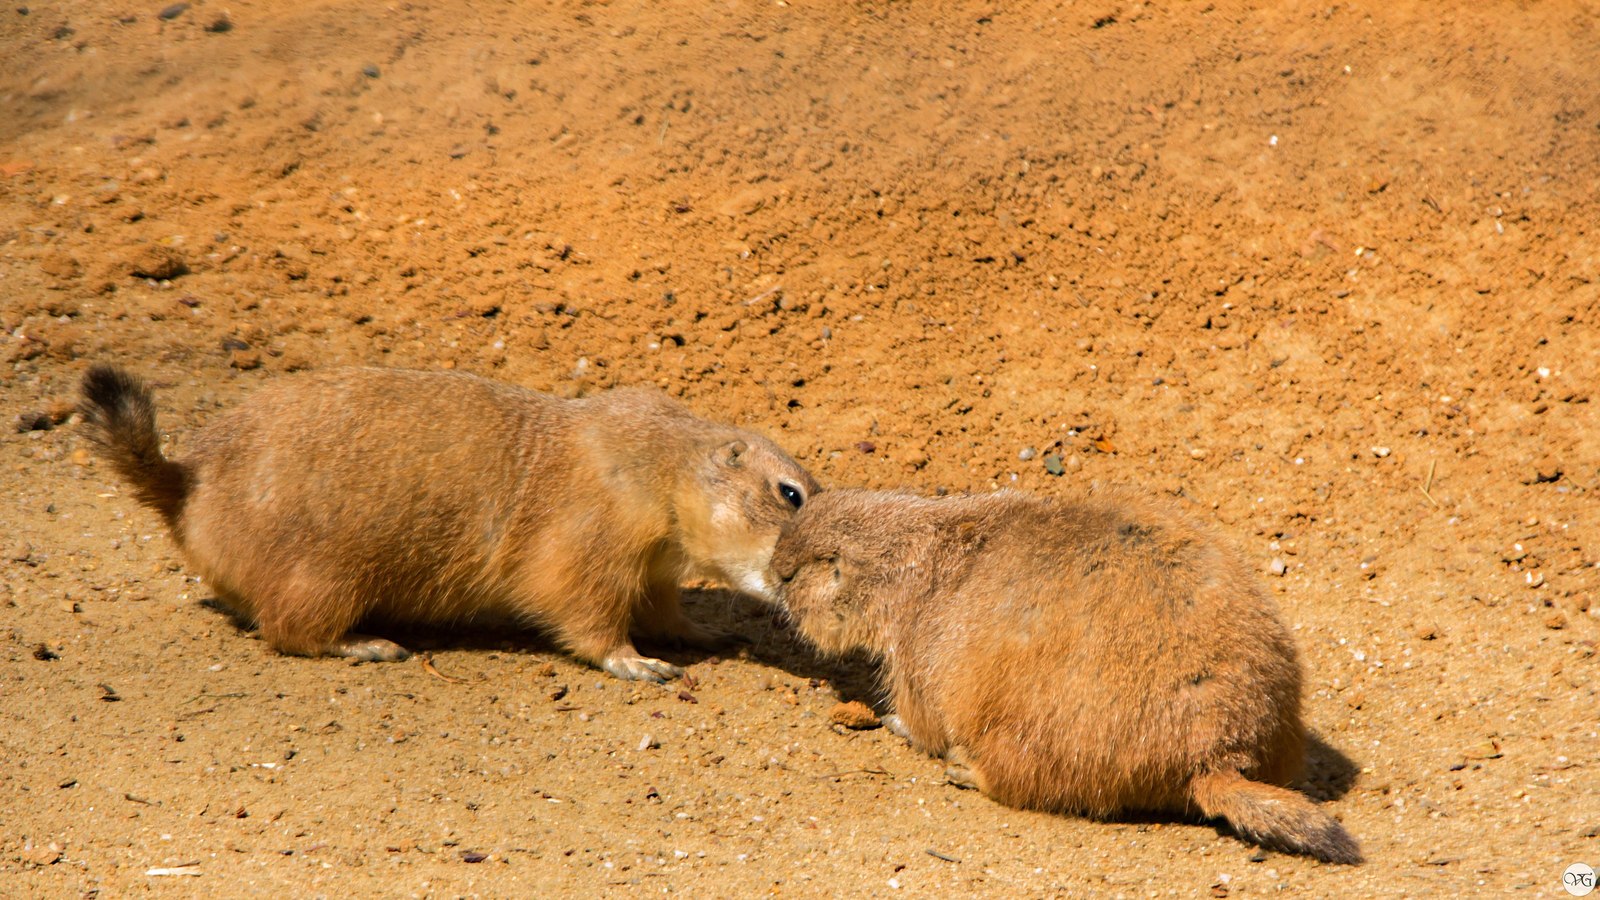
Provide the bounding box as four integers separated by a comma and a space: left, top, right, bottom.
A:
674, 433, 821, 601
769, 490, 952, 655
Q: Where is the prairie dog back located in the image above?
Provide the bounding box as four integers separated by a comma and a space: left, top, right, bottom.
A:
770, 487, 1359, 864
81, 365, 820, 682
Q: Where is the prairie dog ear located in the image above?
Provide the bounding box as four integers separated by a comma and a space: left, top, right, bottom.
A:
714, 439, 749, 468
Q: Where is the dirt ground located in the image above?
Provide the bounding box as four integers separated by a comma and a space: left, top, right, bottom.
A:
3, 0, 1599, 895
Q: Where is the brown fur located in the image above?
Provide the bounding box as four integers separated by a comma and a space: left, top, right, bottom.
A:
769, 488, 1361, 864
80, 364, 820, 681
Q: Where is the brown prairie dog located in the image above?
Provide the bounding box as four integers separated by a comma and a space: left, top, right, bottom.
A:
770, 487, 1361, 864
80, 365, 820, 682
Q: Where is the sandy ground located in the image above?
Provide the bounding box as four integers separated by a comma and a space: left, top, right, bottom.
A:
3, 0, 1599, 896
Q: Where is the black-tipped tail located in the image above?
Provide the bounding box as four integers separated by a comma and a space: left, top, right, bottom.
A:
1191, 769, 1363, 864
79, 365, 190, 526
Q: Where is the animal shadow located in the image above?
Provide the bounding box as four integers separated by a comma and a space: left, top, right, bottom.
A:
684, 588, 884, 709
198, 591, 765, 669
1295, 732, 1360, 802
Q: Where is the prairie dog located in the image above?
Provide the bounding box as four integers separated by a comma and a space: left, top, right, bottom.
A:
80, 365, 820, 682
770, 488, 1360, 864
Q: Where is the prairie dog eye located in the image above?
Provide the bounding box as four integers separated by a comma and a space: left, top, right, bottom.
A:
778, 482, 804, 509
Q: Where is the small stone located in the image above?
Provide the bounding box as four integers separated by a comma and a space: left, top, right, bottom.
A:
548, 684, 568, 701
127, 244, 187, 280
829, 700, 881, 730
32, 644, 59, 661
1522, 461, 1563, 485
14, 412, 52, 432
44, 397, 75, 423
361, 64, 380, 79
229, 349, 262, 370
70, 447, 93, 466
1018, 447, 1037, 461
459, 850, 487, 863
638, 733, 659, 751
157, 2, 188, 20
1544, 611, 1567, 630
1413, 624, 1441, 641
1371, 446, 1391, 458
1042, 454, 1065, 476
1189, 447, 1208, 460
855, 441, 876, 454
1268, 559, 1288, 577
717, 187, 769, 217
39, 251, 81, 280
204, 15, 231, 32
533, 662, 556, 677
23, 844, 61, 866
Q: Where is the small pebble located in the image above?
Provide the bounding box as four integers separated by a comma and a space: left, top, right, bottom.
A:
14, 412, 52, 432
638, 733, 658, 751
1018, 447, 1037, 461
1371, 446, 1391, 458
158, 2, 189, 20
1189, 447, 1208, 460
361, 64, 380, 79
1268, 559, 1287, 577
127, 244, 187, 280
855, 441, 876, 454
1042, 454, 1065, 476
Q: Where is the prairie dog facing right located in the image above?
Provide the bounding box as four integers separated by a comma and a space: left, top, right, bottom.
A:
80, 365, 820, 682
770, 488, 1360, 864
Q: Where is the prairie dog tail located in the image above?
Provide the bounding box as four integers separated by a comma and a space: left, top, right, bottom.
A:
79, 365, 190, 527
1190, 769, 1362, 864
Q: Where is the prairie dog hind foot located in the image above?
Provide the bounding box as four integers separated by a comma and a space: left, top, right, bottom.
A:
280, 634, 411, 662
602, 651, 684, 683
943, 746, 981, 791
332, 634, 412, 662
880, 713, 911, 740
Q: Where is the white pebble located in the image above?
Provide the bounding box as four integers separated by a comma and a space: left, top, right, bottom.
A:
638, 733, 658, 751
1371, 446, 1390, 458
1269, 559, 1287, 577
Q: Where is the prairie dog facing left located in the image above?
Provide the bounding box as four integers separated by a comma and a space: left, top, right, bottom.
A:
770, 488, 1360, 863
80, 365, 820, 682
